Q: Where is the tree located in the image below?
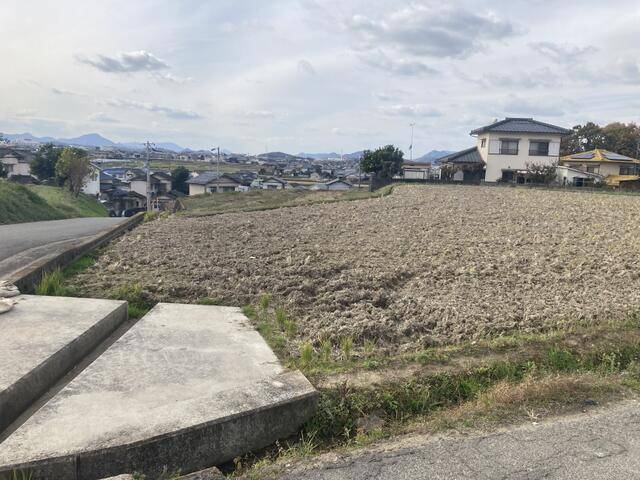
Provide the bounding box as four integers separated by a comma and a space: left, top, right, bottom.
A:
526, 161, 557, 185
0, 162, 7, 179
31, 143, 61, 181
171, 166, 190, 194
561, 122, 640, 157
360, 145, 404, 180
55, 147, 90, 196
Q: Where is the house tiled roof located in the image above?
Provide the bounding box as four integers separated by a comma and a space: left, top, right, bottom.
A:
471, 118, 571, 136
561, 149, 640, 164
439, 147, 484, 165
186, 172, 241, 185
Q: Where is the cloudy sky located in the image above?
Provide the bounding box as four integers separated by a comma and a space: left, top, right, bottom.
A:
2, 0, 639, 154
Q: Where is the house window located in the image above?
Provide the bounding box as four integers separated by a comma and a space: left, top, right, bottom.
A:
480, 138, 486, 148
586, 165, 599, 174
529, 140, 550, 156
499, 139, 519, 155
620, 165, 637, 175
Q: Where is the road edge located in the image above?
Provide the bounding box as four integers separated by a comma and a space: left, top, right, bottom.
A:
8, 213, 145, 293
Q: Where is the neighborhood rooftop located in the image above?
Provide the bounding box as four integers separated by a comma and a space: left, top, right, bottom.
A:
439, 146, 483, 164
470, 118, 572, 136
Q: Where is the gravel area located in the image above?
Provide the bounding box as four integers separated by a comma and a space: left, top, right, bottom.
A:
71, 185, 640, 350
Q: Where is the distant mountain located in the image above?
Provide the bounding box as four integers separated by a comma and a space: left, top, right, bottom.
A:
258, 151, 305, 162
58, 133, 115, 147
2, 132, 186, 152
2, 132, 56, 143
413, 150, 455, 164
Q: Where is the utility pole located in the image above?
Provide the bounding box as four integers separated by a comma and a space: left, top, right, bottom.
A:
211, 147, 221, 178
145, 141, 152, 212
409, 123, 415, 162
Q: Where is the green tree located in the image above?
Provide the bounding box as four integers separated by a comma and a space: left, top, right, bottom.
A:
602, 122, 640, 157
31, 143, 61, 181
171, 166, 190, 194
561, 122, 640, 157
55, 147, 90, 196
360, 145, 404, 180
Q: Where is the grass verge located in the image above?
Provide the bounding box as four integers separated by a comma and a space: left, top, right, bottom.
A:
232, 299, 640, 478
0, 180, 107, 225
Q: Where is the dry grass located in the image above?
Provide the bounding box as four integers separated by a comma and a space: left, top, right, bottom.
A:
429, 373, 624, 432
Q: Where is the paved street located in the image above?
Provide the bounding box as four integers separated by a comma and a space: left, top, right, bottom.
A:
279, 401, 640, 480
0, 217, 125, 280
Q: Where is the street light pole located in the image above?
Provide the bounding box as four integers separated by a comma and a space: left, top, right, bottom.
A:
409, 123, 415, 162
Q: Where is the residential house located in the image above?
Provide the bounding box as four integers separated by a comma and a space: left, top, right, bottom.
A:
252, 176, 288, 190
129, 171, 172, 198
440, 147, 485, 183
443, 118, 571, 183
559, 149, 640, 181
311, 179, 354, 190
0, 149, 34, 178
82, 163, 102, 196
400, 162, 433, 180
186, 172, 244, 195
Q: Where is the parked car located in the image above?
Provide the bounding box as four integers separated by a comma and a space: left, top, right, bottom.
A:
121, 207, 146, 217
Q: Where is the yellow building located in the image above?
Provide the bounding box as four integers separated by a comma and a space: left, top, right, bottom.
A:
559, 149, 640, 186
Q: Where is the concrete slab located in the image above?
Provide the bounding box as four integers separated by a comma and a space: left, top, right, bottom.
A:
0, 303, 317, 480
0, 295, 128, 434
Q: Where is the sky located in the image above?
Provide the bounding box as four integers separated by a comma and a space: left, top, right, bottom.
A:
1, 0, 640, 155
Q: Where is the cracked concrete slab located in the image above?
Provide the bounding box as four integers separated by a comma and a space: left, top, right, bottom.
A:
0, 303, 317, 480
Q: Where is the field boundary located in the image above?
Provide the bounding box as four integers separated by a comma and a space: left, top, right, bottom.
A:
184, 184, 396, 218
8, 213, 144, 293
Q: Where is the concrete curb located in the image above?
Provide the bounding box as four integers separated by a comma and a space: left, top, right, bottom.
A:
9, 213, 144, 293
0, 299, 128, 435
1, 372, 318, 480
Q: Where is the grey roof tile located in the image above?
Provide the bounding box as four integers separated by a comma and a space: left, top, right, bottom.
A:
470, 118, 571, 136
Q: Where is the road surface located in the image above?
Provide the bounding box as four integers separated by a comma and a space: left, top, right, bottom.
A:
279, 400, 640, 480
0, 217, 125, 280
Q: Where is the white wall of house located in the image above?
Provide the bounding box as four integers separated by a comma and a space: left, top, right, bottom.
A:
478, 133, 561, 182
188, 184, 207, 196
556, 165, 602, 186
82, 167, 100, 195
130, 180, 147, 197
1, 157, 31, 177
560, 162, 627, 177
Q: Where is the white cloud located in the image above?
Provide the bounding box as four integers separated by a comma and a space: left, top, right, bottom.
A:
349, 5, 520, 59
102, 98, 203, 120
76, 50, 169, 73
89, 112, 119, 123
378, 104, 442, 118
298, 59, 316, 75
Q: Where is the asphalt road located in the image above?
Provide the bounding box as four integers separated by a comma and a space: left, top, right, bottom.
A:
280, 401, 640, 480
0, 217, 125, 280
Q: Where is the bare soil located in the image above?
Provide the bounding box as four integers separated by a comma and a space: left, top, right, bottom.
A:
70, 185, 640, 351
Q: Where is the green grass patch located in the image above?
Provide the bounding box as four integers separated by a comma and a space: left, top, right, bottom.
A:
109, 283, 155, 319
34, 269, 75, 296
0, 180, 107, 225
196, 297, 224, 306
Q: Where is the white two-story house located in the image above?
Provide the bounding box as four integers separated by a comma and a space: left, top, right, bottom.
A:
442, 118, 571, 183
